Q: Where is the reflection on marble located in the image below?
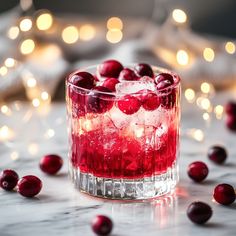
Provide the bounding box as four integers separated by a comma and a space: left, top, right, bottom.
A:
0, 92, 236, 236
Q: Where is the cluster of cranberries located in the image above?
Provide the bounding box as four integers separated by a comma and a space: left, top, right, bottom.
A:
225, 101, 236, 132
186, 145, 236, 224
69, 59, 177, 116
0, 154, 63, 197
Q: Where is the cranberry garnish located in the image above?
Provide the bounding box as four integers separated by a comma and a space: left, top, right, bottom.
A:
69, 71, 95, 89
0, 169, 19, 191
213, 183, 236, 205
226, 115, 236, 131
101, 78, 119, 91
225, 101, 236, 116
117, 94, 141, 115
138, 90, 160, 111
86, 86, 114, 114
187, 161, 209, 182
92, 215, 113, 236
119, 68, 139, 81
17, 175, 42, 198
134, 63, 154, 78
155, 73, 174, 85
187, 201, 212, 224
156, 80, 173, 90
208, 145, 227, 164
40, 154, 63, 175
98, 59, 123, 78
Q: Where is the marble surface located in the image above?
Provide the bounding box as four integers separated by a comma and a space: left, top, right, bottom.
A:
0, 92, 236, 236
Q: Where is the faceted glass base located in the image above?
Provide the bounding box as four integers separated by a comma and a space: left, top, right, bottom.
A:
69, 162, 179, 200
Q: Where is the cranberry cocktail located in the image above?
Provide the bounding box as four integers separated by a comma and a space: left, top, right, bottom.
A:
66, 60, 180, 199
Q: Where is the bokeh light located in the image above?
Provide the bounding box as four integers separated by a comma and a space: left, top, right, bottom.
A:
80, 24, 96, 41
106, 29, 123, 44
20, 39, 35, 55
19, 18, 32, 32
62, 26, 79, 44
4, 58, 16, 68
107, 17, 123, 30
36, 12, 53, 31
176, 50, 189, 65
225, 41, 235, 54
7, 26, 20, 39
0, 66, 8, 76
184, 88, 195, 102
203, 47, 215, 62
172, 9, 187, 23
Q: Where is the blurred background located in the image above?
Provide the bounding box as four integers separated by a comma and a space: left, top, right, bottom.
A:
0, 0, 235, 158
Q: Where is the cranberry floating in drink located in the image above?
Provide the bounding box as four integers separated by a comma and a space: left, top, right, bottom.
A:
66, 61, 181, 199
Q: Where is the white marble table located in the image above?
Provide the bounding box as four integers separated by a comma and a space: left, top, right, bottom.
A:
0, 92, 236, 236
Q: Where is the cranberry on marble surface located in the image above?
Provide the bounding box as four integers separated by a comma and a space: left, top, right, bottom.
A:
187, 201, 212, 224
40, 154, 63, 175
213, 183, 236, 205
119, 68, 139, 81
98, 59, 123, 78
117, 94, 141, 115
187, 161, 209, 182
138, 90, 160, 111
208, 145, 227, 164
155, 72, 174, 85
101, 77, 119, 91
225, 101, 236, 116
0, 169, 19, 191
92, 215, 113, 236
17, 175, 42, 198
86, 86, 114, 114
134, 63, 154, 78
226, 115, 236, 132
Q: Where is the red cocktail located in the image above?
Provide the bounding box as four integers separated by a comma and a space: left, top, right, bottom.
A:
66, 60, 180, 199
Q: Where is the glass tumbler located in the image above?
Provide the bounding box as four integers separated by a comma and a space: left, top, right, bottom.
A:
66, 65, 181, 200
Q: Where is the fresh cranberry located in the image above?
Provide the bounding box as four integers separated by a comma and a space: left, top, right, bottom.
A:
208, 145, 227, 164
17, 175, 42, 198
155, 73, 174, 85
226, 115, 236, 131
187, 161, 209, 182
134, 63, 154, 78
92, 215, 113, 236
69, 71, 95, 89
187, 201, 212, 224
86, 86, 114, 114
98, 59, 123, 78
138, 90, 160, 111
119, 68, 139, 81
225, 101, 236, 116
0, 169, 19, 191
156, 80, 173, 90
213, 183, 236, 205
117, 95, 141, 115
101, 78, 119, 91
40, 154, 63, 175
159, 89, 176, 109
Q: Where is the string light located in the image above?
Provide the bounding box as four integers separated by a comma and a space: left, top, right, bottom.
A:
176, 50, 189, 65
225, 41, 235, 54
20, 39, 35, 55
28, 143, 38, 155
32, 98, 40, 107
26, 77, 37, 87
107, 17, 123, 30
41, 91, 49, 100
203, 48, 215, 62
79, 24, 96, 41
36, 12, 53, 31
203, 112, 210, 121
11, 151, 19, 161
4, 58, 16, 68
62, 26, 79, 44
7, 26, 20, 39
214, 105, 224, 119
106, 29, 123, 44
19, 18, 32, 32
0, 66, 8, 76
201, 82, 210, 94
197, 97, 211, 110
184, 88, 195, 102
172, 9, 187, 23
0, 126, 14, 141
1, 105, 11, 115
187, 129, 204, 142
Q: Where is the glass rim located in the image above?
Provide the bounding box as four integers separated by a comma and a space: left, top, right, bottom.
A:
66, 64, 181, 96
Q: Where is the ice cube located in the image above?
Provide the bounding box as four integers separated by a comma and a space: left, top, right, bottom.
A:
116, 76, 155, 94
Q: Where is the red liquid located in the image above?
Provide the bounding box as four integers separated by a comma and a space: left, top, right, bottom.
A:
68, 105, 178, 179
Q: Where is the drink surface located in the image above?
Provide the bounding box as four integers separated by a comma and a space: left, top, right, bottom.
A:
67, 61, 180, 180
